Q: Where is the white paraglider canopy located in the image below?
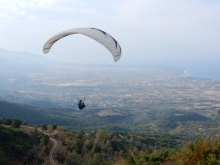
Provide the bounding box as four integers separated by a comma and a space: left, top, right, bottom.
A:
43, 27, 122, 62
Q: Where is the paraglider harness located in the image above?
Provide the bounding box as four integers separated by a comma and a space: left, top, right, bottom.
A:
77, 98, 86, 110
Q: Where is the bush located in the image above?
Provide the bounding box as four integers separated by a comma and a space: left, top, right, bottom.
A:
172, 137, 220, 165
11, 119, 22, 128
65, 152, 81, 165
2, 118, 12, 125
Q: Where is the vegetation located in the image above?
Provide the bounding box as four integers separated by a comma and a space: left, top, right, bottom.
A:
0, 121, 49, 165
43, 130, 220, 164
172, 137, 220, 165
52, 128, 182, 164
1, 117, 220, 164
0, 100, 219, 140
0, 117, 23, 128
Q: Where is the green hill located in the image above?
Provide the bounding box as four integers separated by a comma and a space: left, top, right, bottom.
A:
0, 100, 217, 137
0, 100, 83, 126
156, 110, 210, 129
0, 100, 133, 129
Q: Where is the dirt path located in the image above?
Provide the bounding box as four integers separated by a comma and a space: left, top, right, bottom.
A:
41, 130, 58, 165
49, 136, 58, 165
20, 126, 58, 165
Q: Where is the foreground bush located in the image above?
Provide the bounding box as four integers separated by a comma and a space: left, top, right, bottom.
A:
172, 136, 220, 165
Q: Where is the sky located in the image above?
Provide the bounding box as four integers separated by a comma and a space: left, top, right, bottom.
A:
0, 0, 220, 66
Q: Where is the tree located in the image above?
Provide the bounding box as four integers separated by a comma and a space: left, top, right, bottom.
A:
92, 143, 102, 153
95, 130, 111, 144
11, 119, 22, 128
15, 145, 24, 155
89, 153, 107, 165
2, 118, 12, 125
172, 137, 220, 165
47, 124, 53, 135
54, 141, 68, 163
23, 122, 27, 125
65, 151, 81, 165
66, 139, 77, 152
0, 129, 12, 142
112, 159, 127, 165
126, 152, 136, 165
42, 124, 47, 130
84, 139, 93, 150
32, 125, 38, 134
53, 124, 57, 130
133, 146, 139, 155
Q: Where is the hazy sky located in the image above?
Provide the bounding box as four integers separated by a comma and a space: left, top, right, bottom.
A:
0, 0, 220, 65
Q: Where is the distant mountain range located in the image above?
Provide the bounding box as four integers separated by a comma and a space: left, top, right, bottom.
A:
0, 48, 61, 71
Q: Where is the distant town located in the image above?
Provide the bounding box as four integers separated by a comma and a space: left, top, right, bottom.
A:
1, 66, 220, 118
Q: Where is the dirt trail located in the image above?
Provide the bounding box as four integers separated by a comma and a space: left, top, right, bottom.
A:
49, 136, 58, 165
41, 130, 58, 165
20, 126, 58, 165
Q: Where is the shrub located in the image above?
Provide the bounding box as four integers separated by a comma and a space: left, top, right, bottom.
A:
172, 137, 220, 165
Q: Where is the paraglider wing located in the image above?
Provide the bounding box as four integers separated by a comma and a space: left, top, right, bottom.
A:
43, 27, 122, 62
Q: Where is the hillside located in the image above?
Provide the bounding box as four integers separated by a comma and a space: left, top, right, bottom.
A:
0, 125, 49, 165
1, 118, 220, 165
156, 110, 210, 129
0, 99, 219, 139
0, 118, 185, 165
0, 100, 83, 126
